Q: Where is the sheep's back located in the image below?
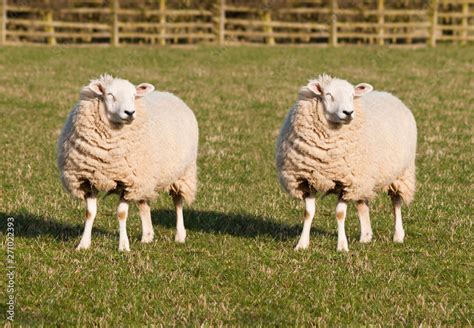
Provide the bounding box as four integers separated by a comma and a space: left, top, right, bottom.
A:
359, 91, 417, 171
140, 91, 198, 164
126, 91, 198, 200
347, 91, 417, 200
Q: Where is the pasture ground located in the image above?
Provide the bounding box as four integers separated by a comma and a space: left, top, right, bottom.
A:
0, 45, 472, 325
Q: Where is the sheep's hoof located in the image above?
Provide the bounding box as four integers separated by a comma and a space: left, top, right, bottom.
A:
119, 238, 131, 252
76, 240, 91, 250
141, 233, 154, 244
393, 230, 405, 243
294, 240, 309, 250
337, 239, 349, 252
119, 245, 130, 252
175, 231, 186, 243
359, 233, 372, 243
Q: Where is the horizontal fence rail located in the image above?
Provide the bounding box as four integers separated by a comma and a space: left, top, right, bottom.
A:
0, 0, 473, 46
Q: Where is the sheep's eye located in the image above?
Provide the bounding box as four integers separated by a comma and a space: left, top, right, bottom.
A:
107, 93, 116, 101
326, 93, 334, 101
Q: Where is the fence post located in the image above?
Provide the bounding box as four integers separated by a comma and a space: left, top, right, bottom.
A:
262, 0, 275, 45
429, 0, 438, 47
44, 1, 56, 45
111, 0, 119, 46
262, 12, 274, 45
0, 0, 6, 45
330, 0, 337, 46
215, 0, 225, 46
461, 0, 468, 45
159, 0, 166, 45
377, 0, 384, 45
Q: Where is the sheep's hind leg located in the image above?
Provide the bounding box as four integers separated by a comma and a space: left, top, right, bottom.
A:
77, 194, 97, 250
173, 194, 186, 243
391, 194, 405, 243
336, 198, 349, 252
138, 200, 154, 243
356, 200, 372, 243
117, 199, 130, 252
295, 193, 316, 250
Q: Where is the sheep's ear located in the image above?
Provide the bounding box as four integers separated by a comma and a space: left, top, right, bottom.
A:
136, 83, 155, 97
307, 81, 323, 96
354, 83, 373, 97
88, 80, 105, 96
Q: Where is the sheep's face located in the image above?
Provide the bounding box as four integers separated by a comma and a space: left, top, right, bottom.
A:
88, 76, 155, 125
307, 78, 373, 124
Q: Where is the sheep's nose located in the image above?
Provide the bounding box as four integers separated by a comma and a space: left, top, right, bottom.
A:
124, 110, 135, 117
343, 110, 353, 117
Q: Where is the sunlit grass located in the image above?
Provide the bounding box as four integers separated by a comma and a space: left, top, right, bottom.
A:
0, 45, 472, 325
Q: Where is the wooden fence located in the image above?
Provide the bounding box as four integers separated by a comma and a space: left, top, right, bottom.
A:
0, 0, 473, 46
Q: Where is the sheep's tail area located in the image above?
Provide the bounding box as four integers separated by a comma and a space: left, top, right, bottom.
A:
388, 164, 416, 205
169, 162, 197, 205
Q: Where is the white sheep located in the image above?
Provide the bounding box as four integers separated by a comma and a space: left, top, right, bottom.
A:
276, 74, 417, 252
57, 74, 198, 251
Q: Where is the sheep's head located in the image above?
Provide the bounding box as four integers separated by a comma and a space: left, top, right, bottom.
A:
307, 74, 373, 124
87, 74, 155, 124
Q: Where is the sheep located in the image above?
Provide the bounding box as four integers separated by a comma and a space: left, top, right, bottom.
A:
57, 74, 199, 251
276, 74, 417, 252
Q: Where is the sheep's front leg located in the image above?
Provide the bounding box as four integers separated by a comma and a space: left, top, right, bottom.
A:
117, 199, 130, 252
77, 195, 97, 250
391, 194, 405, 243
173, 195, 186, 243
295, 194, 316, 250
336, 199, 349, 252
138, 200, 154, 243
356, 200, 372, 243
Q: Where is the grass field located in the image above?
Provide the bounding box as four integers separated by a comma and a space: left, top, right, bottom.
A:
0, 45, 472, 326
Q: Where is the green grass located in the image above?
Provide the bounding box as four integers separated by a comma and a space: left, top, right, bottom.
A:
0, 45, 472, 326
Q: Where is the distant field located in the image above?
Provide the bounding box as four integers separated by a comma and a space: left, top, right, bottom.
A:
0, 45, 472, 325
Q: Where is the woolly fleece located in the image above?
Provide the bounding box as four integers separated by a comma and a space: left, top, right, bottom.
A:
276, 86, 417, 203
58, 87, 198, 204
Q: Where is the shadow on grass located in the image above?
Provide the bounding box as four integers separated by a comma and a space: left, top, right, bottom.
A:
0, 210, 333, 242
151, 209, 334, 241
0, 212, 111, 241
